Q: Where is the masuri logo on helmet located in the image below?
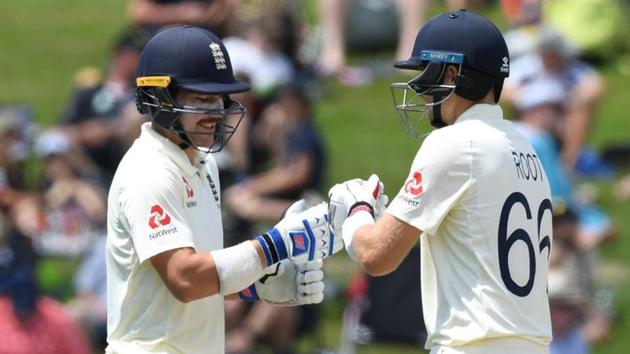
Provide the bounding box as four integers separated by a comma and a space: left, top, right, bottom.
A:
391, 10, 509, 137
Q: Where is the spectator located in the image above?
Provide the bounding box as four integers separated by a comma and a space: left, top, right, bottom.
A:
548, 206, 610, 354
513, 79, 615, 249
128, 0, 236, 38
59, 36, 141, 184
30, 131, 107, 258
0, 105, 35, 210
317, 0, 427, 83
225, 84, 325, 222
65, 235, 108, 350
504, 26, 606, 172
0, 212, 91, 354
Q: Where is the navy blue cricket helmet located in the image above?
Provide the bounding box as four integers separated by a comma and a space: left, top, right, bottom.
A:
135, 25, 250, 153
391, 10, 509, 137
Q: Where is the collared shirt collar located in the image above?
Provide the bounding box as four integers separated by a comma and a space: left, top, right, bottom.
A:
454, 103, 503, 124
138, 123, 202, 176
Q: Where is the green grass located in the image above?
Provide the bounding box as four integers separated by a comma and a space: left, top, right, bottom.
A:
3, 1, 630, 353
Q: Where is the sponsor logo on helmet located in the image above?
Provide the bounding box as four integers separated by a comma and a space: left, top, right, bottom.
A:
148, 204, 172, 229
404, 171, 424, 197
209, 42, 227, 70
500, 56, 509, 73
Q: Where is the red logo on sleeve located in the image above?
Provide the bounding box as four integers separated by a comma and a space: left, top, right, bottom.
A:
148, 204, 172, 229
404, 171, 423, 196
182, 176, 194, 198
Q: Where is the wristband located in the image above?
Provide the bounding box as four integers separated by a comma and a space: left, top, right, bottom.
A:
342, 211, 374, 261
348, 202, 375, 217
255, 229, 289, 267
211, 242, 264, 295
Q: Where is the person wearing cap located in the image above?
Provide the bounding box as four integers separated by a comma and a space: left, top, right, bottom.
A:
105, 26, 341, 354
329, 10, 553, 353
503, 26, 605, 172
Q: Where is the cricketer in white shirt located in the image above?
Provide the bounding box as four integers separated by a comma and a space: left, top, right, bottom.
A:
331, 104, 553, 354
106, 123, 225, 353
387, 104, 553, 352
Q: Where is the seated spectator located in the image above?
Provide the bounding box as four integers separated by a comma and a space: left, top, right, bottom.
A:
0, 105, 36, 210
0, 211, 91, 354
64, 235, 108, 350
513, 79, 615, 248
224, 0, 301, 99
224, 84, 325, 222
318, 0, 429, 78
59, 36, 143, 184
128, 0, 236, 38
503, 26, 605, 172
501, 0, 543, 60
548, 206, 610, 354
28, 131, 107, 258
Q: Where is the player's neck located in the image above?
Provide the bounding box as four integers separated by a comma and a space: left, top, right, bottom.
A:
448, 92, 496, 124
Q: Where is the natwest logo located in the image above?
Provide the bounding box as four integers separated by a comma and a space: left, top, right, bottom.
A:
403, 171, 424, 197
148, 204, 171, 229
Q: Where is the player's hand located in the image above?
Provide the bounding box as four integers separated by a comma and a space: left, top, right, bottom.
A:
328, 174, 388, 234
238, 259, 325, 306
328, 174, 388, 259
255, 200, 341, 266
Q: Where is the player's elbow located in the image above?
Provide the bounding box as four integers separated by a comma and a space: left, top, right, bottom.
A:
358, 253, 397, 277
168, 282, 200, 303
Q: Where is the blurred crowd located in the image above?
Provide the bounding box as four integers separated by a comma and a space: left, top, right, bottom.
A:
1, 0, 629, 353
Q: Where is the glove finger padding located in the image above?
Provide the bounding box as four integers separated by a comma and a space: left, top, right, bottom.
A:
374, 193, 389, 220
247, 259, 325, 306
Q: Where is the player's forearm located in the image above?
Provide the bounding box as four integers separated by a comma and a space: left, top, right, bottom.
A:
353, 225, 406, 276
350, 214, 419, 276
155, 242, 266, 303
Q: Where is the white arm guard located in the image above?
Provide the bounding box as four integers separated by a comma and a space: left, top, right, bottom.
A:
211, 241, 264, 295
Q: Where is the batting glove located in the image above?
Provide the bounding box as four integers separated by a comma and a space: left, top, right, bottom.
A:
255, 200, 341, 266
238, 259, 325, 306
328, 174, 388, 260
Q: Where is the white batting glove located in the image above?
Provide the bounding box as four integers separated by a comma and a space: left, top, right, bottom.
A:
328, 174, 388, 260
238, 259, 325, 306
255, 200, 341, 266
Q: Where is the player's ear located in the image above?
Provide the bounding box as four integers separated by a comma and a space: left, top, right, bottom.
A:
444, 65, 458, 85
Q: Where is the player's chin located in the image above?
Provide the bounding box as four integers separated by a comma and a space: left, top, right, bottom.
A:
191, 134, 215, 149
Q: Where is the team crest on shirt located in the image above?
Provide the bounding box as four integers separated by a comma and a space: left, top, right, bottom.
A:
182, 176, 197, 208
404, 171, 424, 197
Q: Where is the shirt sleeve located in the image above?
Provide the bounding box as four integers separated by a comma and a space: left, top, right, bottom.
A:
386, 130, 472, 235
120, 170, 195, 263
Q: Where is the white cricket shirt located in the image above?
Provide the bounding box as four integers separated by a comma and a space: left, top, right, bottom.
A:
387, 104, 553, 350
106, 123, 224, 353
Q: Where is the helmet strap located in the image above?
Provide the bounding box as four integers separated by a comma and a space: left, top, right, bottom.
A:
170, 120, 193, 150
429, 93, 448, 128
